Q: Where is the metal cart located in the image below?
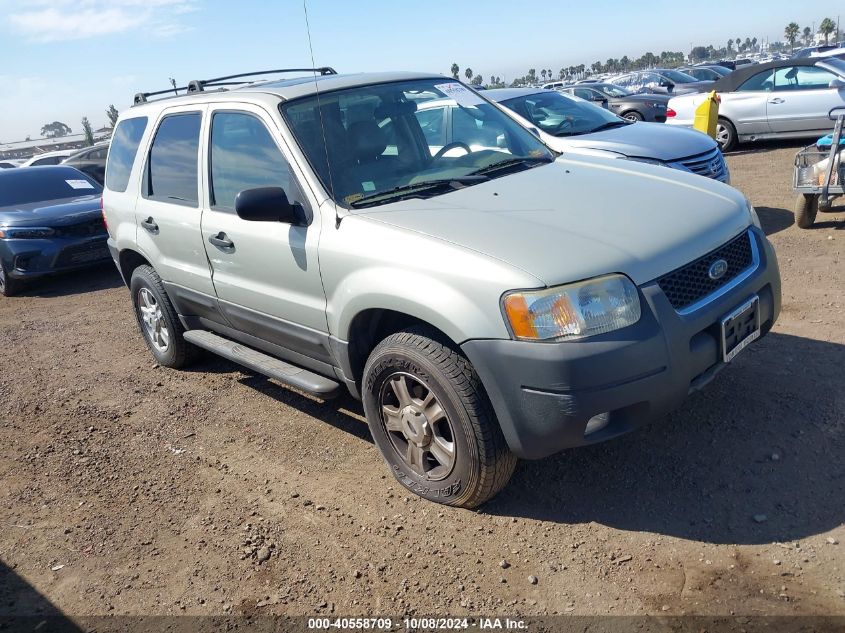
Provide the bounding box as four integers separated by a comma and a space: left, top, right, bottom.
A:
792, 105, 845, 228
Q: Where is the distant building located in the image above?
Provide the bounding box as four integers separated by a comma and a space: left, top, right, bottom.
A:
0, 129, 112, 160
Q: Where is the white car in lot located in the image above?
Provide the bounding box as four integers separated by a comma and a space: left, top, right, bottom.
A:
667, 57, 845, 150
20, 149, 78, 167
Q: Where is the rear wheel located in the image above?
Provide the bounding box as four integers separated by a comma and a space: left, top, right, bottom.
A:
716, 117, 737, 152
0, 262, 22, 297
622, 110, 644, 122
794, 194, 818, 229
362, 327, 516, 508
130, 265, 199, 368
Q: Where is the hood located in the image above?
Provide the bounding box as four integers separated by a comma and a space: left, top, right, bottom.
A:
0, 196, 101, 227
356, 156, 750, 287
546, 121, 718, 162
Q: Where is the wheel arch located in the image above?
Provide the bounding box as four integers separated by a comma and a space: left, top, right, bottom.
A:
117, 248, 152, 287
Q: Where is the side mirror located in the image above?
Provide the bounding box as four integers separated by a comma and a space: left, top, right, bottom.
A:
830, 77, 845, 89
235, 187, 300, 224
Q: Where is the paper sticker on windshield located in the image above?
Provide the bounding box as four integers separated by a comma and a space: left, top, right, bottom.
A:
435, 83, 484, 107
66, 179, 94, 190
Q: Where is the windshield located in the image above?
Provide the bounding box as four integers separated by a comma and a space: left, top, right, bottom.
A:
500, 91, 627, 137
660, 69, 698, 84
596, 84, 632, 97
281, 78, 555, 208
0, 168, 101, 207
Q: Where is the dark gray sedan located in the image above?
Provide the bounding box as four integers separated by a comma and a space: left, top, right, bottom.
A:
560, 83, 670, 122
0, 166, 108, 296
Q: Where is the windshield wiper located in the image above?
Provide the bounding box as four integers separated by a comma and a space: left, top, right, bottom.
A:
468, 156, 553, 177
575, 120, 632, 135
348, 176, 488, 209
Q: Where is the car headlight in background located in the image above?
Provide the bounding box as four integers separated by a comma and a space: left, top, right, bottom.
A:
502, 274, 641, 341
0, 227, 56, 239
748, 202, 762, 229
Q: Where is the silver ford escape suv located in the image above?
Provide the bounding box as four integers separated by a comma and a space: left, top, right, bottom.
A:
103, 68, 781, 507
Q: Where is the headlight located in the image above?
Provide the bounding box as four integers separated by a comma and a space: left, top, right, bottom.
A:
502, 274, 641, 342
748, 203, 762, 229
0, 227, 55, 239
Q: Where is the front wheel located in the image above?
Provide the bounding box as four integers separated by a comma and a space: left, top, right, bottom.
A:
0, 262, 22, 297
362, 328, 516, 508
716, 117, 737, 152
794, 194, 818, 229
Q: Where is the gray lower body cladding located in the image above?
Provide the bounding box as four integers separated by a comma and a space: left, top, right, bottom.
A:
462, 228, 781, 459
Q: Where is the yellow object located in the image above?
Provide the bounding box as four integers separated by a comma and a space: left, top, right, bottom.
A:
693, 90, 720, 138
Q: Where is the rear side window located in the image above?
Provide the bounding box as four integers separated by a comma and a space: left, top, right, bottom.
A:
105, 117, 147, 192
145, 113, 201, 206
737, 70, 774, 92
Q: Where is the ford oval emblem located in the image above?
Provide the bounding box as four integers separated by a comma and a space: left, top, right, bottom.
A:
708, 259, 729, 280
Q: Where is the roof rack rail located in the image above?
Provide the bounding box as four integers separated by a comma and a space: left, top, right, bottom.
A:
133, 67, 337, 105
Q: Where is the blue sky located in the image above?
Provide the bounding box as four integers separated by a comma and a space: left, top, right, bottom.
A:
0, 0, 841, 141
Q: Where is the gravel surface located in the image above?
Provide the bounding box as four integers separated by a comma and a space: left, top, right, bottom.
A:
0, 140, 843, 618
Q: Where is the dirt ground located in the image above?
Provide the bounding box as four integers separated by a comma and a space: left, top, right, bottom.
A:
1, 141, 843, 621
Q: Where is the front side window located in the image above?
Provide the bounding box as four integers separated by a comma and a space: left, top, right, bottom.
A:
774, 66, 837, 91
105, 116, 147, 192
145, 113, 201, 206
282, 79, 554, 208
661, 70, 697, 84
502, 91, 627, 138
209, 111, 293, 211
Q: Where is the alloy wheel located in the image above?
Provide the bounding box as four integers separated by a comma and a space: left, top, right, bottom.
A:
379, 372, 456, 481
138, 287, 170, 352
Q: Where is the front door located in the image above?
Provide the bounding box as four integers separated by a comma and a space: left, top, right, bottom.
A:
199, 105, 329, 363
767, 65, 845, 133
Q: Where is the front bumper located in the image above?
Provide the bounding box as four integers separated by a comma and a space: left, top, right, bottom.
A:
1, 235, 110, 280
461, 227, 780, 459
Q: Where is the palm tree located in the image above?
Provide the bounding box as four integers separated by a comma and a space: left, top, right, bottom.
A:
540, 69, 547, 82
727, 38, 734, 53
751, 37, 758, 51
803, 26, 813, 45
820, 17, 836, 45
784, 22, 800, 51
450, 63, 459, 79
464, 67, 473, 83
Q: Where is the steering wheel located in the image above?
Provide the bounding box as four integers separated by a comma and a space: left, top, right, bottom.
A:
550, 117, 575, 134
434, 142, 472, 159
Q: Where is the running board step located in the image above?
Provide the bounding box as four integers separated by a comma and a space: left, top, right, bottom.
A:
183, 330, 342, 398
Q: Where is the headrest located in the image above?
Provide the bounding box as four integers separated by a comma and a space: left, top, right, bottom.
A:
347, 120, 387, 161
375, 99, 417, 120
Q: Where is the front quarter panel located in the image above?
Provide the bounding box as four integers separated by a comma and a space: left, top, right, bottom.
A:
321, 210, 543, 344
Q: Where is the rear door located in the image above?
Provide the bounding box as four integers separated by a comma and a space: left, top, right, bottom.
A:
766, 65, 844, 133
133, 105, 216, 298
199, 104, 330, 363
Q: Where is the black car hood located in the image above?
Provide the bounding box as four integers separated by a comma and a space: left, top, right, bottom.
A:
0, 195, 101, 227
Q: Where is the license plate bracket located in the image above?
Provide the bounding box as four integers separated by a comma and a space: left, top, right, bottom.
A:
720, 295, 761, 363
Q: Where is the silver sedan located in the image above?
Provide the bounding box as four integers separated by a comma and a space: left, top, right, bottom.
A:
666, 57, 845, 151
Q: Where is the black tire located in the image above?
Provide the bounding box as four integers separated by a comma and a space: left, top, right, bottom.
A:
0, 262, 22, 297
794, 194, 818, 229
362, 327, 516, 508
716, 117, 737, 152
129, 265, 199, 368
622, 110, 644, 122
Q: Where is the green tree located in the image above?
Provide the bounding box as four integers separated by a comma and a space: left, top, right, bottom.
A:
81, 117, 94, 146
450, 63, 459, 79
803, 26, 812, 45
106, 104, 119, 127
527, 68, 536, 83
784, 23, 800, 51
464, 67, 473, 82
40, 121, 71, 138
820, 17, 836, 44
727, 38, 734, 53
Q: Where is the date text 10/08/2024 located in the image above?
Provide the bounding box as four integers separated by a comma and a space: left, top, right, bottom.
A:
307, 618, 528, 630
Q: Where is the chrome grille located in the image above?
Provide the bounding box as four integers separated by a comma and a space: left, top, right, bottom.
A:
677, 147, 728, 182
657, 231, 754, 311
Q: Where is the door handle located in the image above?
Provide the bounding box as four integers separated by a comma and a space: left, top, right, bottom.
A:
208, 232, 234, 250
768, 98, 785, 104
140, 217, 159, 233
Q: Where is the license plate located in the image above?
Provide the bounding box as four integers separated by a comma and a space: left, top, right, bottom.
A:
720, 295, 760, 363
